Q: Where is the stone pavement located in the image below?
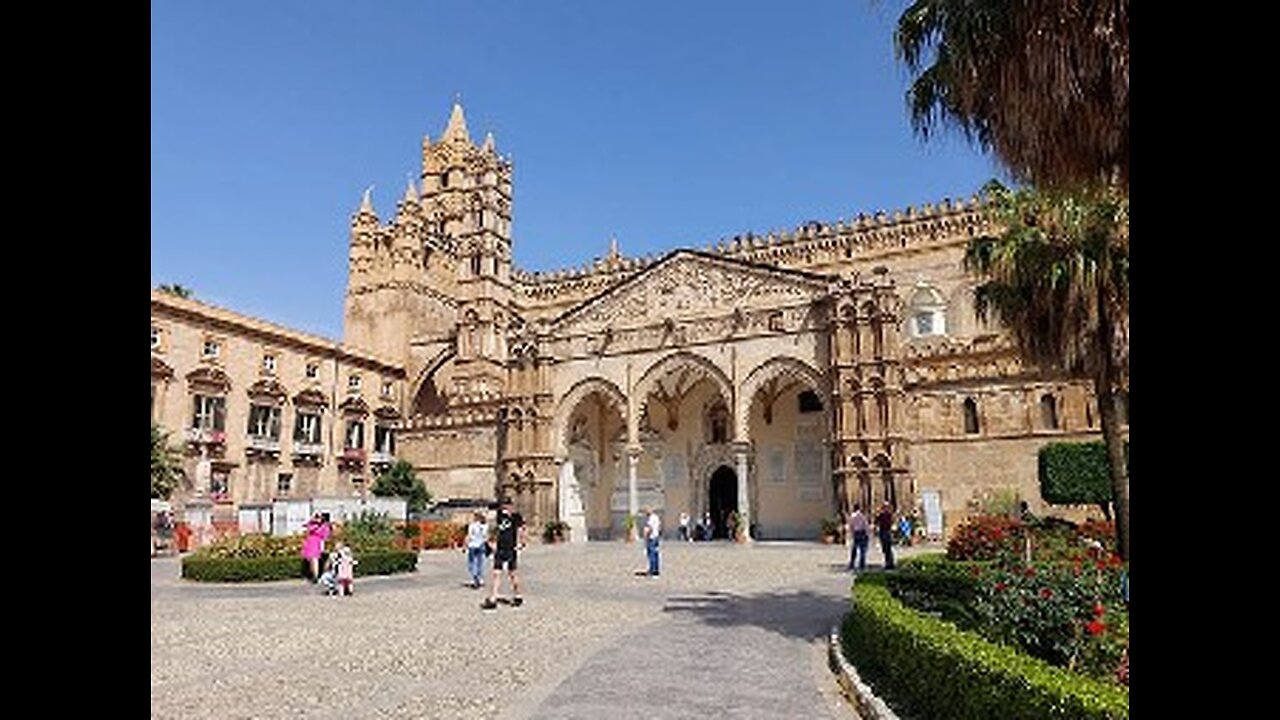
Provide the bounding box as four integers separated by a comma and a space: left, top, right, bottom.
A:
151, 539, 937, 719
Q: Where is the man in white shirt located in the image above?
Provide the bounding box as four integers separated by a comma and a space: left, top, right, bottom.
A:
643, 508, 662, 577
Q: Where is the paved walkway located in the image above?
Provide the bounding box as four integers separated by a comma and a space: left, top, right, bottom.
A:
151, 540, 936, 719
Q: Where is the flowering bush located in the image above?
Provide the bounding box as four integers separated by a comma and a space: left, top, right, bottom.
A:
1079, 519, 1117, 553
946, 515, 1025, 561
892, 550, 1128, 685
195, 533, 302, 559
971, 553, 1128, 680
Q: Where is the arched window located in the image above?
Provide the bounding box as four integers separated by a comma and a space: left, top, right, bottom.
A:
706, 402, 729, 444
962, 397, 980, 435
908, 285, 948, 339
1039, 394, 1059, 430
798, 390, 824, 413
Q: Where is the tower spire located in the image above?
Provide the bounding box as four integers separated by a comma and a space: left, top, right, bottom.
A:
402, 177, 417, 203
442, 100, 470, 144
359, 186, 375, 214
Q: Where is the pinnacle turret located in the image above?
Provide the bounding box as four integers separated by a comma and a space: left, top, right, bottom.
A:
442, 102, 470, 144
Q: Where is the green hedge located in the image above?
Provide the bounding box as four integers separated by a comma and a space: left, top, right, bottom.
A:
1038, 441, 1128, 506
842, 573, 1128, 720
182, 551, 418, 583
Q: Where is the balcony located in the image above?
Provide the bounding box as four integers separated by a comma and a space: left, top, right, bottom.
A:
246, 435, 281, 461
292, 441, 325, 466
339, 447, 366, 470
185, 427, 227, 449
370, 450, 395, 466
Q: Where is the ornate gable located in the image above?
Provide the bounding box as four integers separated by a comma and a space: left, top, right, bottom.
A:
551, 251, 829, 336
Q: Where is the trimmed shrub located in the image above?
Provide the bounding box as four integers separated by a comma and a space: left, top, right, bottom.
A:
182, 555, 307, 582
1039, 442, 1113, 507
842, 573, 1129, 719
352, 550, 418, 577
181, 550, 417, 582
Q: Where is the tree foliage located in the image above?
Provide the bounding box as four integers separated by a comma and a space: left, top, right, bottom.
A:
151, 422, 184, 499
895, 0, 1129, 193
967, 181, 1129, 559
1038, 441, 1130, 519
371, 460, 431, 514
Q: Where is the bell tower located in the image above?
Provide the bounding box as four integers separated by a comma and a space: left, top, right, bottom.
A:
419, 102, 515, 400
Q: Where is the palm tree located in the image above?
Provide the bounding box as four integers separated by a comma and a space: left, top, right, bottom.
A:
967, 181, 1128, 559
151, 422, 184, 499
895, 0, 1129, 193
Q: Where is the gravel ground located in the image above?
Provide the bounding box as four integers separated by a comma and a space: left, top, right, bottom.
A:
152, 541, 925, 719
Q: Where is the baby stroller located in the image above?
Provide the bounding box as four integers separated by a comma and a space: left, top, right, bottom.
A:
318, 554, 339, 596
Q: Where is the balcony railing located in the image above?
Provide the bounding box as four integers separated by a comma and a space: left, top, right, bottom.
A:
185, 427, 227, 445
293, 442, 325, 457
247, 436, 281, 454
370, 450, 395, 465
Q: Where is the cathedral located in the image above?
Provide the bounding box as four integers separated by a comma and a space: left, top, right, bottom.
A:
152, 104, 1125, 540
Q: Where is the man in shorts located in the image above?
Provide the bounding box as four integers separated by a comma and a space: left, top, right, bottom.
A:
482, 497, 527, 610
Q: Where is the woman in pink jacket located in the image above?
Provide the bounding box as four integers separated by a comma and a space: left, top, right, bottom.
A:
301, 512, 331, 581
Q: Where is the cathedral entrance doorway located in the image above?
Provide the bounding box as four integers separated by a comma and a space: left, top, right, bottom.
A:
708, 465, 738, 539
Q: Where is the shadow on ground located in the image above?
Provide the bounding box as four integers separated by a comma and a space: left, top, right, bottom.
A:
662, 588, 851, 641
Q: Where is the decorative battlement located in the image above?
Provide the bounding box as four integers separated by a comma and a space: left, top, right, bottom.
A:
512, 196, 990, 310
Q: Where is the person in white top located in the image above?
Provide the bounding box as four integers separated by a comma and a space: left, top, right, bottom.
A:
643, 508, 662, 577
465, 511, 489, 589
847, 504, 870, 571
678, 511, 691, 542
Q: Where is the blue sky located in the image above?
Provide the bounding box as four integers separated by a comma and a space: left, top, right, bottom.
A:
151, 1, 1002, 340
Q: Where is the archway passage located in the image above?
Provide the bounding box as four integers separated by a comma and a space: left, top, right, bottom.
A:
708, 465, 738, 539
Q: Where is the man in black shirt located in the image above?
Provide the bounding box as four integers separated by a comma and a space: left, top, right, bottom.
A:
482, 497, 527, 610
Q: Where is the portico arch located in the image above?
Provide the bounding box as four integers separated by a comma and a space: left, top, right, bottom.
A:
554, 376, 627, 541
741, 356, 832, 539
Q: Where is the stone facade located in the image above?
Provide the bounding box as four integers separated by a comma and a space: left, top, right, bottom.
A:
153, 104, 1128, 538
150, 292, 407, 523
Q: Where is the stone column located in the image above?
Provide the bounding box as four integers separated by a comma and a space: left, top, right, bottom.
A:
735, 444, 752, 543
627, 444, 641, 541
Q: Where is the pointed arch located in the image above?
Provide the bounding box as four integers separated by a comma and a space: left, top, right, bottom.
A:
737, 356, 826, 440
552, 376, 627, 454
631, 351, 733, 442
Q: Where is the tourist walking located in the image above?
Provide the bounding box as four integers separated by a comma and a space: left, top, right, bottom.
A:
465, 511, 489, 589
643, 508, 661, 576
847, 504, 870, 571
875, 502, 895, 570
301, 512, 332, 582
482, 498, 527, 610
678, 511, 691, 542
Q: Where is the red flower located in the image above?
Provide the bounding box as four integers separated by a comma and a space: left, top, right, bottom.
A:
1023, 566, 1037, 577
1095, 560, 1107, 570
1085, 619, 1105, 636
994, 582, 1007, 592
1110, 554, 1124, 567
1093, 603, 1106, 617
1039, 588, 1053, 599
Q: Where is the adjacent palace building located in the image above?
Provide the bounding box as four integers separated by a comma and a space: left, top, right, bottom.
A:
151, 104, 1127, 540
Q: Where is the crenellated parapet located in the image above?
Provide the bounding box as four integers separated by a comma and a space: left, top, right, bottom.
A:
511, 196, 991, 314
